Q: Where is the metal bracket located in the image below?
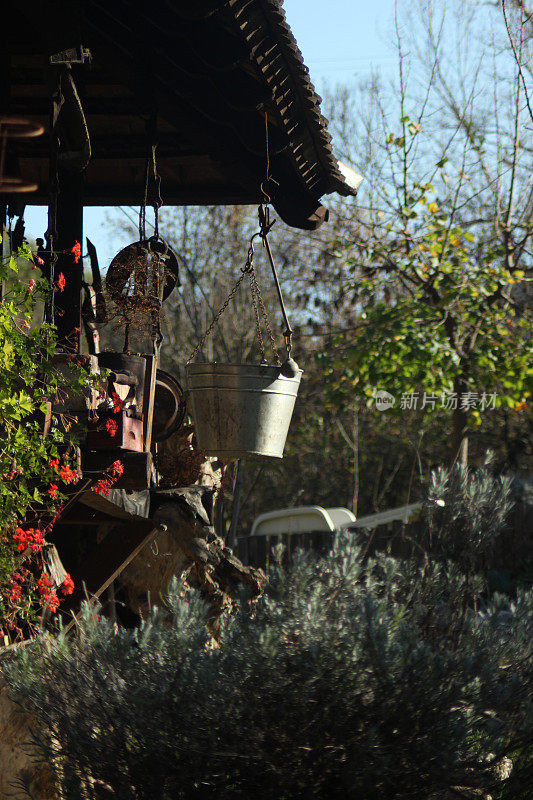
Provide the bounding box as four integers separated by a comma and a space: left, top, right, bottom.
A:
50, 47, 92, 65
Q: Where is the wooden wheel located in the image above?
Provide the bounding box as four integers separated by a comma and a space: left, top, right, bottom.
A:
152, 369, 186, 442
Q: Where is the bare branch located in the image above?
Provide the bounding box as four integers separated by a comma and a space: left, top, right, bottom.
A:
502, 0, 533, 123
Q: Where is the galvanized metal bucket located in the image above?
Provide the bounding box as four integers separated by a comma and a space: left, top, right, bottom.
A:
186, 362, 303, 460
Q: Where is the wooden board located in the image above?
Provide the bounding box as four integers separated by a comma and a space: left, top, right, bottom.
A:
59, 518, 159, 631
82, 450, 153, 489
141, 354, 157, 452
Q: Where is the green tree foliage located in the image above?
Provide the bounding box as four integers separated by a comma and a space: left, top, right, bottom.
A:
321, 147, 532, 459
317, 0, 533, 461
6, 465, 532, 799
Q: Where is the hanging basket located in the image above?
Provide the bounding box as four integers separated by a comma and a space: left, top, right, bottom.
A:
186, 362, 302, 461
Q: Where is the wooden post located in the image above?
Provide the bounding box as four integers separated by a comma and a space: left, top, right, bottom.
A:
228, 459, 244, 549
54, 168, 83, 350
451, 374, 469, 466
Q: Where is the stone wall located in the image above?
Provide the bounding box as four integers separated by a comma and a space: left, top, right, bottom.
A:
0, 666, 55, 800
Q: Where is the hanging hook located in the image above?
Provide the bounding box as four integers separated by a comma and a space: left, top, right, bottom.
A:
260, 181, 271, 205
139, 110, 161, 242
260, 111, 278, 204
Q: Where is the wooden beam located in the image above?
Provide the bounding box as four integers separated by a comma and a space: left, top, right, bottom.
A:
78, 488, 150, 520
19, 181, 257, 207
53, 166, 83, 348
82, 450, 153, 490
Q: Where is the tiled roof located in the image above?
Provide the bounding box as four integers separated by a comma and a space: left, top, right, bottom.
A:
231, 0, 359, 199
5, 0, 361, 229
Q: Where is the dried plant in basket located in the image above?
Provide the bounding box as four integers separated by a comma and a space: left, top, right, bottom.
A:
105, 238, 179, 349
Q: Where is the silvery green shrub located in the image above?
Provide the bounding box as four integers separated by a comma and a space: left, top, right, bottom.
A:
5, 464, 532, 799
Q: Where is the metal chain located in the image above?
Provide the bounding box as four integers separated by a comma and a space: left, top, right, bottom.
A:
139, 151, 149, 241
188, 116, 290, 366
187, 241, 255, 365
187, 210, 286, 366
46, 70, 63, 326
150, 245, 165, 358
250, 266, 281, 364
137, 111, 166, 357
258, 204, 293, 357
139, 114, 162, 241
152, 143, 163, 240
248, 265, 266, 361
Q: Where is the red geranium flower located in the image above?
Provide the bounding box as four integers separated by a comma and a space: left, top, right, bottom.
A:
37, 572, 52, 595
48, 591, 60, 613
57, 272, 66, 292
111, 392, 123, 413
92, 478, 111, 497
12, 527, 29, 552
48, 483, 59, 499
59, 464, 79, 485
106, 418, 118, 437
37, 572, 60, 612
71, 241, 82, 263
62, 573, 75, 595
31, 529, 45, 552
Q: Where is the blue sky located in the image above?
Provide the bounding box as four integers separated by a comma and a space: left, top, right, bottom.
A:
285, 0, 397, 90
23, 0, 398, 266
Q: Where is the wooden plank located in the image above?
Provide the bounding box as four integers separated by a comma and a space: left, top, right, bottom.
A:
41, 478, 94, 525
87, 409, 144, 452
0, 639, 33, 658
97, 352, 147, 411
60, 519, 159, 631
78, 487, 150, 520
82, 449, 153, 489
44, 544, 67, 586
142, 354, 157, 452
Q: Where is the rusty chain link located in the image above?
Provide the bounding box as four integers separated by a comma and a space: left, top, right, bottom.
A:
249, 265, 281, 364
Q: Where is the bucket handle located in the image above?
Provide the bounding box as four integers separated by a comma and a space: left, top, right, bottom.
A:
187, 205, 294, 367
